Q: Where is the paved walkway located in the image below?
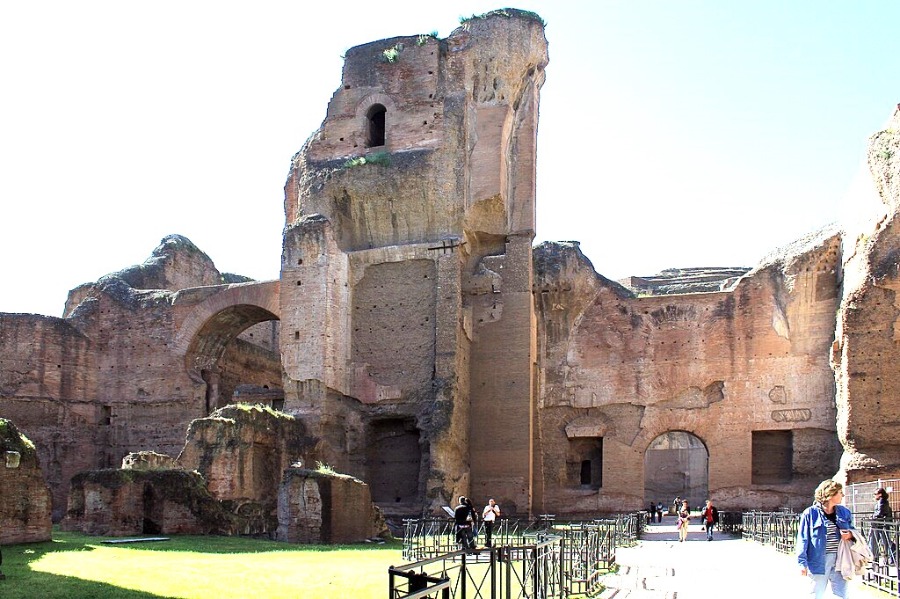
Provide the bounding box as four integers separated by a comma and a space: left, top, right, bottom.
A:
599, 516, 887, 598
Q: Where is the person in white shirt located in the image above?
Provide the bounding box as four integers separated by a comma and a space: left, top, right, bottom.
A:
482, 498, 500, 547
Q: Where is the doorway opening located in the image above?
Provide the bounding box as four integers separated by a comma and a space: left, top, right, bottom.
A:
644, 431, 708, 511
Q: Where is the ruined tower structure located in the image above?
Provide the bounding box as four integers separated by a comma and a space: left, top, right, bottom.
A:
1, 10, 899, 525
280, 10, 548, 516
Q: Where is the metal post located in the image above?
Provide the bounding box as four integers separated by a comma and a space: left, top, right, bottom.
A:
490, 546, 497, 599
461, 551, 467, 599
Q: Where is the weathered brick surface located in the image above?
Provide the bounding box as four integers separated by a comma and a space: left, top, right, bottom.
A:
177, 405, 315, 535
276, 468, 385, 544
61, 469, 236, 536
0, 236, 281, 519
834, 105, 900, 483
534, 232, 843, 512
0, 419, 52, 543
2, 15, 899, 527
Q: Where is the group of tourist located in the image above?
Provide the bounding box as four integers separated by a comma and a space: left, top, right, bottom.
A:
453, 495, 501, 551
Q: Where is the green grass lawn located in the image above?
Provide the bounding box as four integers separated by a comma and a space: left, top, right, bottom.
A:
0, 531, 403, 598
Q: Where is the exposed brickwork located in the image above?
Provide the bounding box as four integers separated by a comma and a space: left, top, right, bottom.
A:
0, 15, 898, 527
0, 419, 52, 543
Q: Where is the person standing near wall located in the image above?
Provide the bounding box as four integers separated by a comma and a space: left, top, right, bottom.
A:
482, 498, 500, 547
797, 479, 855, 598
656, 502, 664, 523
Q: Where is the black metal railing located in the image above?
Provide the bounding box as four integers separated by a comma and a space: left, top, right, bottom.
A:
857, 518, 900, 596
718, 511, 743, 534
389, 537, 566, 599
395, 513, 645, 598
741, 511, 797, 554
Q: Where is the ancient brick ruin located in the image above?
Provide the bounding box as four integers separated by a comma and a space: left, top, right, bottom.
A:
0, 419, 51, 544
1, 10, 900, 533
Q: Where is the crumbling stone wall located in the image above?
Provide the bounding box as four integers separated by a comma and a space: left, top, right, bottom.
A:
834, 105, 900, 482
281, 9, 548, 516
177, 404, 315, 534
61, 469, 236, 536
0, 419, 52, 543
276, 468, 386, 544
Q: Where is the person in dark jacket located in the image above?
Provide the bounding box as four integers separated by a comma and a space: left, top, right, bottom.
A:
870, 487, 894, 564
454, 496, 477, 551
796, 479, 854, 598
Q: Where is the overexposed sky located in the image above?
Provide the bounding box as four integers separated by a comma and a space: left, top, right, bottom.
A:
1, 1, 897, 316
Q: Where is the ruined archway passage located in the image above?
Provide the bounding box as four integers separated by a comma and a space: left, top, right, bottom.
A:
184, 304, 281, 414
644, 431, 709, 510
185, 304, 278, 371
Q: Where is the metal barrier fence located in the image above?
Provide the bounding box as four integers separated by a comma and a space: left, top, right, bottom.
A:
394, 513, 645, 598
741, 511, 797, 554
390, 537, 566, 599
857, 518, 900, 596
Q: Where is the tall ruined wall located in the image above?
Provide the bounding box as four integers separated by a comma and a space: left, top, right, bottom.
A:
834, 105, 900, 482
534, 233, 843, 513
281, 10, 547, 515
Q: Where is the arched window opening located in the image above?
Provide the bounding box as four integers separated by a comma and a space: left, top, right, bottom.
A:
366, 104, 386, 148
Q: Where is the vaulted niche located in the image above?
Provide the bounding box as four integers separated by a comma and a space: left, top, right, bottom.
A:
366, 419, 421, 508
366, 103, 386, 147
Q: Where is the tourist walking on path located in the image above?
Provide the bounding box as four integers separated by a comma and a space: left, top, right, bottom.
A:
656, 501, 663, 523
870, 487, 894, 564
481, 498, 500, 547
797, 479, 855, 598
677, 501, 691, 543
700, 499, 719, 541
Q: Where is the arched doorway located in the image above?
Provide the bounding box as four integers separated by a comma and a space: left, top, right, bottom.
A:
644, 431, 708, 510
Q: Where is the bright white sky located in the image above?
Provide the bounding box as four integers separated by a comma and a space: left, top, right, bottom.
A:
1, 1, 897, 316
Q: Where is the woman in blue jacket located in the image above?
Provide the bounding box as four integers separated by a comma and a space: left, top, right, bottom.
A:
796, 479, 854, 598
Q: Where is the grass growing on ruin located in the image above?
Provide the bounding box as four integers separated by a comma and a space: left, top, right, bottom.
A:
1, 531, 401, 599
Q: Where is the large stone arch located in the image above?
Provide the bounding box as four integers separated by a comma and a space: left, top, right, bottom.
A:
173, 281, 282, 412
175, 281, 280, 371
